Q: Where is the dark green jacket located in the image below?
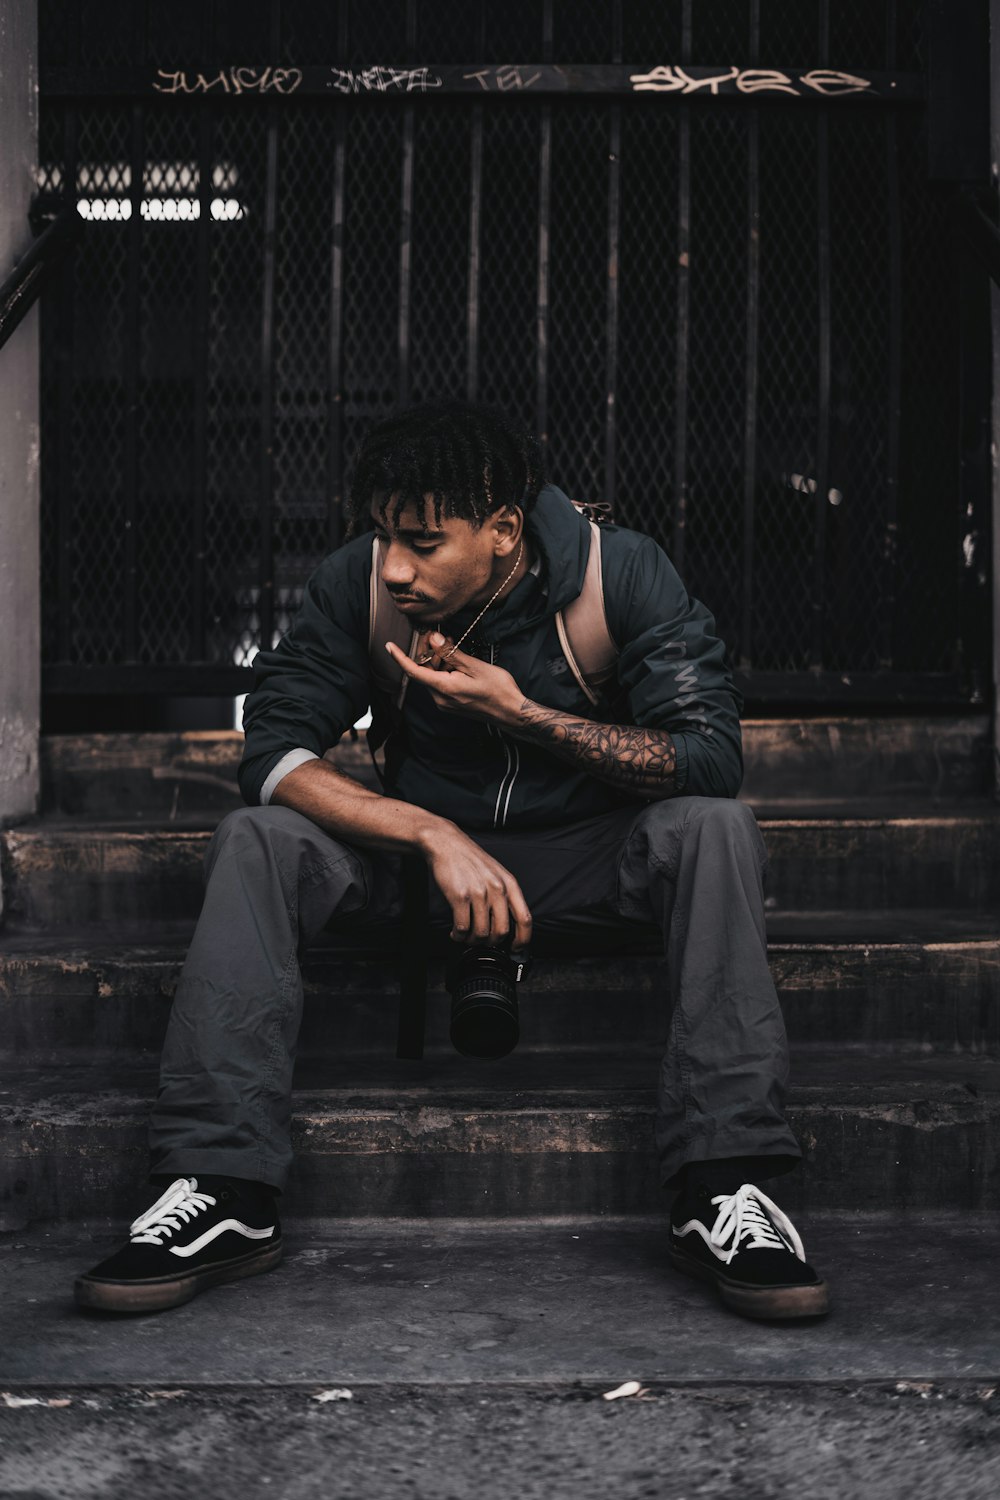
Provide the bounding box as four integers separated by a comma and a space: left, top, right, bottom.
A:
240, 484, 743, 828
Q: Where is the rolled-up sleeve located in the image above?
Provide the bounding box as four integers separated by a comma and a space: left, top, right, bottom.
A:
259, 748, 320, 806
606, 534, 743, 799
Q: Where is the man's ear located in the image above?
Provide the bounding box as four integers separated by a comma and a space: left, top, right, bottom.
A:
492, 505, 523, 556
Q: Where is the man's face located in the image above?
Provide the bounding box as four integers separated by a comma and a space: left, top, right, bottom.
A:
370, 493, 518, 624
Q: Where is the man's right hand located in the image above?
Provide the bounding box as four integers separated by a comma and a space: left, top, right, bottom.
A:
272, 759, 531, 947
419, 823, 532, 950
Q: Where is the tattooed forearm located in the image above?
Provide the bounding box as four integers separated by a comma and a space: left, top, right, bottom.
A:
510, 699, 679, 798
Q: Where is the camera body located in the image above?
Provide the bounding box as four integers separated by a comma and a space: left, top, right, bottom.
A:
446, 944, 528, 1059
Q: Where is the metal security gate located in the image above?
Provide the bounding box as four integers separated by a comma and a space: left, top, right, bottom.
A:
34, 0, 993, 711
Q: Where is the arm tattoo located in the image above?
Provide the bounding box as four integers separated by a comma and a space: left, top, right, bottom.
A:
511, 699, 678, 798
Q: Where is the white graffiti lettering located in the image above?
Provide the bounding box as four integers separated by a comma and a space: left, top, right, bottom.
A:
463, 65, 543, 92
735, 68, 798, 96
630, 64, 874, 99
799, 69, 872, 97
327, 65, 442, 94
630, 65, 726, 94
682, 66, 739, 96
152, 66, 303, 96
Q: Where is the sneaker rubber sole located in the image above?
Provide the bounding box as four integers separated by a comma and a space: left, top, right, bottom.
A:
668, 1242, 830, 1320
74, 1239, 283, 1314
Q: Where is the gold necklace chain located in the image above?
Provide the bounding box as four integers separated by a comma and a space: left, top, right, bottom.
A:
416, 540, 524, 666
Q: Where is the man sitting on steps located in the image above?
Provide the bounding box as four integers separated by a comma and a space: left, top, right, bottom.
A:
75, 398, 829, 1322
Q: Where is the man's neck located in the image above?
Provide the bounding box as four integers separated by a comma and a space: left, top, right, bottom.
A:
465, 535, 536, 614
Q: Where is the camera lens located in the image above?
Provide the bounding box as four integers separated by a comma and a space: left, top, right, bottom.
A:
448, 947, 521, 1059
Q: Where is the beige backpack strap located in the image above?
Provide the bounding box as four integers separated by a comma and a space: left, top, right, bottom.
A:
368, 536, 420, 709
555, 520, 618, 707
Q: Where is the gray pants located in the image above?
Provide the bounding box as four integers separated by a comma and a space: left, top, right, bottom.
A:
149, 797, 801, 1193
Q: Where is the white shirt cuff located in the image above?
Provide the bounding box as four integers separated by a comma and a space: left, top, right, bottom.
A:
259, 748, 320, 805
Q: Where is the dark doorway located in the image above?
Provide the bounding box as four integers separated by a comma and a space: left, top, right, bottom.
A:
35, 0, 992, 722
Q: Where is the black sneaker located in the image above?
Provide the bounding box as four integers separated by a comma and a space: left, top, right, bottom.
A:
669, 1182, 830, 1320
75, 1176, 282, 1314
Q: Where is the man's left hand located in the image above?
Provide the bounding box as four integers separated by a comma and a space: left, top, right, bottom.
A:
386, 633, 523, 725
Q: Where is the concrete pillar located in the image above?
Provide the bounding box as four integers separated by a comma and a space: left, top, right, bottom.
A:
993, 0, 1000, 797
0, 1, 39, 824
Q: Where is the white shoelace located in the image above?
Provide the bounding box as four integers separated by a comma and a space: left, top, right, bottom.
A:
129, 1176, 217, 1246
709, 1184, 806, 1266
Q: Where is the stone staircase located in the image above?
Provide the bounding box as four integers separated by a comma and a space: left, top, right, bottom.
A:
1, 716, 998, 1233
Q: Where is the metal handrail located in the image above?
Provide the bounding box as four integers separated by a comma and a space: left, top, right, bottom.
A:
954, 188, 1000, 290
0, 206, 80, 355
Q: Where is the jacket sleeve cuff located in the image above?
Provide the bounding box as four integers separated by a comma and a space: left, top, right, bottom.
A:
259, 748, 320, 806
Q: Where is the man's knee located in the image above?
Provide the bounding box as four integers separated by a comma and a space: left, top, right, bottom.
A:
211, 802, 308, 849
206, 803, 350, 877
642, 796, 765, 866
684, 796, 759, 834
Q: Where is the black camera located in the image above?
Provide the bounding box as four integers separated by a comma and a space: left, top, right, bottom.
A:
446, 944, 528, 1059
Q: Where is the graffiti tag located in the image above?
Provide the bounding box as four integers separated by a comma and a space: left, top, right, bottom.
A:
152, 66, 303, 95
629, 65, 873, 98
463, 65, 543, 92
326, 65, 443, 94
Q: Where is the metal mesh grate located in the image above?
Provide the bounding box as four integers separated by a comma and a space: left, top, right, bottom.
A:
476, 107, 541, 422
546, 102, 611, 503
36, 0, 977, 699
203, 107, 269, 670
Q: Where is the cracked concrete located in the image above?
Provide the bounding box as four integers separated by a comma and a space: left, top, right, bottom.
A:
0, 1382, 998, 1500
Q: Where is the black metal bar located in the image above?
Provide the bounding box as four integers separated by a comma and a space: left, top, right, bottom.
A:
954, 188, 1000, 288
534, 124, 551, 457
465, 107, 483, 401
56, 102, 79, 663
190, 101, 213, 661
465, 1, 486, 402
0, 209, 80, 354
258, 105, 280, 653
397, 0, 417, 406
671, 0, 692, 573
40, 662, 977, 706
326, 2, 349, 553
252, 0, 283, 656
740, 0, 761, 668
880, 0, 902, 670
811, 0, 831, 670
44, 664, 257, 694
956, 242, 993, 701
535, 0, 554, 465
121, 99, 145, 662
603, 0, 622, 515
396, 131, 414, 405
926, 0, 991, 183
40, 63, 926, 102
135, 2, 149, 71
733, 671, 976, 705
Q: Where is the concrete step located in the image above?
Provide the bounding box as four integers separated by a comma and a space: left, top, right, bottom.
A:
4, 1213, 1000, 1387
3, 1383, 999, 1500
3, 808, 999, 930
2, 915, 999, 1066
4, 1052, 999, 1226
37, 717, 993, 821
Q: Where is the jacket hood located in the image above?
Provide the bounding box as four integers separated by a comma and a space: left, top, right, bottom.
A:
525, 483, 592, 612
449, 483, 589, 645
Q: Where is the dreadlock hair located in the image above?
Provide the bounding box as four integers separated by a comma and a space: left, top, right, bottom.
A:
346, 398, 546, 537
